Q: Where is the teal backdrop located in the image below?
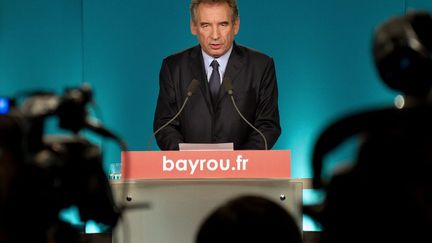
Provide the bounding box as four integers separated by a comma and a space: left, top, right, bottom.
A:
2, 0, 432, 230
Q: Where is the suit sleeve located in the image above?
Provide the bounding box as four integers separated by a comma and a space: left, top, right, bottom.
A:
153, 58, 184, 150
240, 58, 281, 150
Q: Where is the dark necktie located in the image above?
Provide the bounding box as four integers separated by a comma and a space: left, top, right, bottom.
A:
209, 60, 221, 101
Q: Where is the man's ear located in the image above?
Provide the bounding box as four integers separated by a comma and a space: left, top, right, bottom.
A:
190, 20, 198, 36
234, 17, 240, 35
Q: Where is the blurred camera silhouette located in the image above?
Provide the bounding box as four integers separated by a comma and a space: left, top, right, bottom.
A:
307, 11, 432, 243
0, 84, 120, 243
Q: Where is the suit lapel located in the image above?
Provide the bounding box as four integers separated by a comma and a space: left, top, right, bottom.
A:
217, 43, 244, 102
189, 46, 214, 114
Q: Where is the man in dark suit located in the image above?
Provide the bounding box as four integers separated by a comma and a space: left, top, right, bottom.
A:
154, 0, 281, 150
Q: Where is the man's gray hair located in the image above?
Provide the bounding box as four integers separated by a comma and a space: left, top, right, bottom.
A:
190, 0, 239, 23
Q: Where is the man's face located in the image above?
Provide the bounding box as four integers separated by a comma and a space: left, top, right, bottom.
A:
191, 3, 239, 58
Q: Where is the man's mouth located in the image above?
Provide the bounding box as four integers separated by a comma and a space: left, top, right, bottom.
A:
210, 44, 222, 49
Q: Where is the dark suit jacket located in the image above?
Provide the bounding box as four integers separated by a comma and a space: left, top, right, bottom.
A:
154, 42, 281, 150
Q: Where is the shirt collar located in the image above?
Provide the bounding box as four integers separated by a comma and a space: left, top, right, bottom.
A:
202, 44, 233, 80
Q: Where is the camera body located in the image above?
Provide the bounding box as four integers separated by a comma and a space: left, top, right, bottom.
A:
0, 85, 119, 242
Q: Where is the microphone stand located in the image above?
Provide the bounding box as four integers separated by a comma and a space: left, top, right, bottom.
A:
224, 80, 268, 150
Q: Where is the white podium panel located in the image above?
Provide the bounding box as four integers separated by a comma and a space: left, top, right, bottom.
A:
111, 179, 303, 243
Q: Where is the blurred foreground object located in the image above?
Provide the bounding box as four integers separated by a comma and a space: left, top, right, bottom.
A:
196, 195, 302, 243
308, 11, 432, 243
0, 85, 120, 243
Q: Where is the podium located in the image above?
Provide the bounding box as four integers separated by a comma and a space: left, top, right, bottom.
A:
111, 150, 302, 243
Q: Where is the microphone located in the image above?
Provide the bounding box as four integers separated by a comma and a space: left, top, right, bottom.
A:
223, 79, 268, 150
149, 79, 200, 150
186, 79, 200, 97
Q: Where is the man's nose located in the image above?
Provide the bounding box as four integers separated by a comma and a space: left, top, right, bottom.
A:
211, 27, 220, 40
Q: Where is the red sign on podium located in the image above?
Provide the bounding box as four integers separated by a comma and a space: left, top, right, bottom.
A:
121, 150, 291, 179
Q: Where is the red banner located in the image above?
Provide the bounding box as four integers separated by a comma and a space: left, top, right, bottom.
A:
121, 150, 291, 179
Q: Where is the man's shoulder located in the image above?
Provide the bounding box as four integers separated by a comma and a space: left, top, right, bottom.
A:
234, 43, 273, 61
163, 45, 200, 63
